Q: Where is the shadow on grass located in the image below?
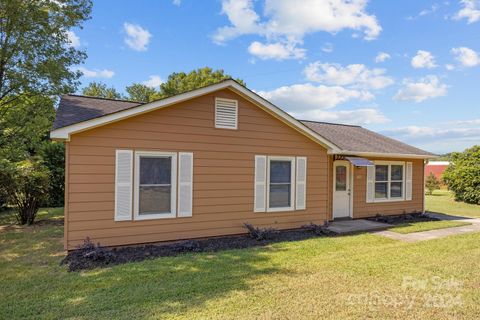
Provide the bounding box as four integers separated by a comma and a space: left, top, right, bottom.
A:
0, 208, 287, 319
59, 247, 284, 318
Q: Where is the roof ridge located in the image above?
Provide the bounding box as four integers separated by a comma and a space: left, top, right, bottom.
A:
299, 119, 362, 128
65, 94, 143, 104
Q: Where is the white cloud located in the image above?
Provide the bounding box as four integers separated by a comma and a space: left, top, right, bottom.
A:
451, 46, 480, 67
394, 75, 447, 102
321, 42, 334, 53
172, 0, 181, 5
304, 62, 394, 90
142, 75, 164, 88
406, 4, 439, 20
213, 0, 382, 59
382, 126, 480, 144
248, 41, 306, 60
293, 108, 389, 125
77, 67, 115, 78
451, 118, 480, 125
256, 83, 373, 111
375, 52, 391, 63
411, 50, 437, 69
66, 30, 81, 48
123, 22, 152, 51
445, 64, 455, 70
454, 0, 480, 23
213, 0, 261, 44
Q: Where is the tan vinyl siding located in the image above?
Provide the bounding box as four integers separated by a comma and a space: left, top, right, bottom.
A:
351, 158, 424, 218
65, 89, 329, 249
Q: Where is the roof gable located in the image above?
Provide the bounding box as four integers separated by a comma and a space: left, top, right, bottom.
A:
51, 80, 435, 158
50, 80, 340, 151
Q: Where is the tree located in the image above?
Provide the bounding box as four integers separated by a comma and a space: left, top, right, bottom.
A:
82, 82, 122, 99
425, 172, 440, 195
0, 159, 50, 224
40, 142, 65, 207
158, 67, 245, 98
443, 145, 480, 204
0, 0, 92, 110
125, 83, 159, 102
0, 95, 55, 161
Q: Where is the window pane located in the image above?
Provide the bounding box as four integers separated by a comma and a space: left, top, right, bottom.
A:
269, 184, 291, 208
375, 182, 388, 199
335, 165, 347, 191
140, 157, 171, 185
270, 160, 291, 183
391, 165, 403, 181
391, 182, 403, 198
375, 165, 388, 181
139, 186, 171, 214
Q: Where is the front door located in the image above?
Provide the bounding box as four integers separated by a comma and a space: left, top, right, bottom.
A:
333, 161, 351, 218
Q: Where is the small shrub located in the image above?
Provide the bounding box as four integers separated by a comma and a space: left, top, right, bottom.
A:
61, 238, 116, 271
244, 223, 278, 241
0, 159, 50, 225
425, 172, 440, 195
302, 222, 336, 236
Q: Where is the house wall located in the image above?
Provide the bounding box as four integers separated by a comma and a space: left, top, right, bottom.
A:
64, 89, 330, 250
350, 158, 425, 219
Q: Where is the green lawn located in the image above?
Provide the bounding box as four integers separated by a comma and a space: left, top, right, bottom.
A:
1, 208, 480, 319
426, 189, 480, 218
388, 220, 471, 234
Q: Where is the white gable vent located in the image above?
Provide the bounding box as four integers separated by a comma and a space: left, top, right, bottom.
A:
215, 98, 238, 129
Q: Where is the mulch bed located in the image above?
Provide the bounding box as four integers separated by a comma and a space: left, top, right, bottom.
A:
61, 226, 334, 272
367, 212, 439, 225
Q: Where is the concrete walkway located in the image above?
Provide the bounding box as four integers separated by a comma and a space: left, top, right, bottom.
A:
327, 219, 391, 234
374, 213, 480, 242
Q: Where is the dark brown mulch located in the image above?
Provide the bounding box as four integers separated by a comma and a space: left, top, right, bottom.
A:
366, 212, 439, 225
61, 226, 334, 272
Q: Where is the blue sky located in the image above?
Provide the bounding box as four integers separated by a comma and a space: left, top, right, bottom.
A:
68, 0, 480, 154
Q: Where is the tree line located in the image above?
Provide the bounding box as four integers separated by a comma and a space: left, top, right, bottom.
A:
0, 0, 243, 224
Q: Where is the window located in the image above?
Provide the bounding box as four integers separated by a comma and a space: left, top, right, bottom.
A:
215, 98, 238, 129
134, 152, 176, 219
374, 162, 405, 200
335, 165, 347, 191
267, 157, 295, 211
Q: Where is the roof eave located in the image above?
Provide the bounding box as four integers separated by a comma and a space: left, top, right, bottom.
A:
328, 150, 438, 159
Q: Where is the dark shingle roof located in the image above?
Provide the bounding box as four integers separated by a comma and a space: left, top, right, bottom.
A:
301, 120, 434, 156
52, 94, 434, 156
52, 95, 142, 130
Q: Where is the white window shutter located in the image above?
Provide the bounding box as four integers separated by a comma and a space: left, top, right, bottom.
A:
115, 150, 133, 221
366, 165, 375, 203
178, 152, 194, 217
254, 155, 267, 212
215, 98, 238, 129
296, 157, 307, 210
406, 162, 413, 201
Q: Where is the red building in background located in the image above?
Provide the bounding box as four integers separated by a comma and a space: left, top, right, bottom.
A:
425, 161, 450, 180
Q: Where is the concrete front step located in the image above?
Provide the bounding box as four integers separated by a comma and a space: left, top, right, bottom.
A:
327, 219, 391, 234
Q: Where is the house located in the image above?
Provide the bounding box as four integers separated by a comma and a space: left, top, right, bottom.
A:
51, 80, 436, 250
425, 161, 450, 181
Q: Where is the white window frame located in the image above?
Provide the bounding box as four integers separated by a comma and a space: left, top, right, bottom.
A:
266, 156, 296, 212
215, 97, 238, 130
134, 151, 177, 220
373, 160, 405, 202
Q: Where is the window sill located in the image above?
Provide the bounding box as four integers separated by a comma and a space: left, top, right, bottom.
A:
266, 206, 295, 213
134, 212, 176, 220
372, 198, 406, 203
